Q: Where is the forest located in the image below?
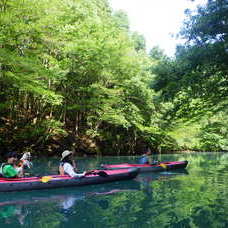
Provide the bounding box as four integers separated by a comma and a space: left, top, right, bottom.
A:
0, 0, 228, 156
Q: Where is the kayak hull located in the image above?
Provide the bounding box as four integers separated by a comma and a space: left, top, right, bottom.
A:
0, 168, 139, 192
101, 161, 188, 173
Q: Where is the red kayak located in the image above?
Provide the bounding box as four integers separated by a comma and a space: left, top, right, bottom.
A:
101, 161, 188, 173
0, 168, 139, 192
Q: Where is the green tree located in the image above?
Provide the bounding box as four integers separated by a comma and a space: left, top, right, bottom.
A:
152, 0, 228, 118
131, 32, 146, 52
113, 10, 130, 31
0, 0, 168, 155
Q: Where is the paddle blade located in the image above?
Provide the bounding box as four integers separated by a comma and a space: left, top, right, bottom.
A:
97, 171, 109, 177
85, 170, 109, 177
41, 176, 52, 183
160, 163, 167, 169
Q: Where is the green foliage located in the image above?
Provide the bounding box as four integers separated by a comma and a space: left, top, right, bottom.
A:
113, 10, 130, 31
131, 32, 146, 51
199, 132, 225, 151
149, 46, 167, 61
169, 122, 201, 150
0, 0, 172, 154
168, 111, 228, 152
148, 0, 228, 152
3, 0, 226, 154
198, 115, 228, 151
152, 0, 228, 119
0, 0, 62, 105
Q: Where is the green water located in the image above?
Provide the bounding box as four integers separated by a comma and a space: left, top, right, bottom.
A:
0, 153, 227, 228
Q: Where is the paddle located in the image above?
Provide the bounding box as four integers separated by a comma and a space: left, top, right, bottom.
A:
85, 170, 109, 177
40, 176, 53, 183
40, 170, 109, 183
160, 163, 167, 169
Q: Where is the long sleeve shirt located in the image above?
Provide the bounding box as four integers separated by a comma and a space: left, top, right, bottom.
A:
61, 162, 85, 178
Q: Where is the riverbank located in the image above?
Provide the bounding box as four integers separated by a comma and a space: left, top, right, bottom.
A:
1, 124, 227, 157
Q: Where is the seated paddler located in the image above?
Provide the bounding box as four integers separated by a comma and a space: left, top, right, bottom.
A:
0, 152, 24, 178
138, 148, 152, 164
138, 147, 160, 165
59, 150, 86, 178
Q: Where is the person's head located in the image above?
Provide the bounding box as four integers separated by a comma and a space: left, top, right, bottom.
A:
61, 150, 73, 162
6, 152, 18, 164
145, 148, 151, 156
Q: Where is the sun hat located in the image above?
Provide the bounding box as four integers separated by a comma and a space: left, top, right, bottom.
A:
61, 150, 73, 161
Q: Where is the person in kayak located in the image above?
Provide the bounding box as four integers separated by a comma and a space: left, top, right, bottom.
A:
59, 150, 86, 178
138, 147, 160, 165
0, 152, 24, 178
15, 152, 33, 177
138, 148, 152, 164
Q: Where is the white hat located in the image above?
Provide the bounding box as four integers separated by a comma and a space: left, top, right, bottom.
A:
61, 150, 73, 161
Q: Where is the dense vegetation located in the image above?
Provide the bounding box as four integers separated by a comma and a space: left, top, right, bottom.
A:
152, 0, 228, 152
0, 0, 227, 156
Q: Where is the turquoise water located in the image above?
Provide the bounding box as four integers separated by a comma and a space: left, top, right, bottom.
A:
0, 153, 227, 228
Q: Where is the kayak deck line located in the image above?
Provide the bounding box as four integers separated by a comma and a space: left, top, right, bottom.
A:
0, 169, 134, 183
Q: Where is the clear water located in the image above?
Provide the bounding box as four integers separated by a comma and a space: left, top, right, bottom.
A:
0, 153, 227, 228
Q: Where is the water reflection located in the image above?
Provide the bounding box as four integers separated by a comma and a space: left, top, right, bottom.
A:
0, 205, 26, 225
0, 153, 227, 228
0, 170, 189, 227
0, 181, 140, 227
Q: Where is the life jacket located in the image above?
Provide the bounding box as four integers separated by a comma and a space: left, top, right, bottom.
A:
0, 163, 19, 178
138, 155, 149, 164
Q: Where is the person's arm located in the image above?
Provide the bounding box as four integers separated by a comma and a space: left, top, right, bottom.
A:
15, 166, 24, 177
59, 165, 65, 175
63, 163, 85, 178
